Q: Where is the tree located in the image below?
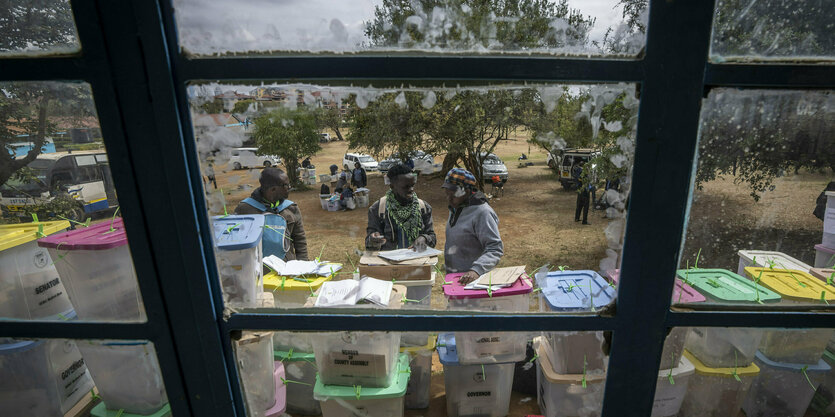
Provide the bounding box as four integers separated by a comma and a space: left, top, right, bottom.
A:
200, 98, 224, 114
317, 105, 347, 141
253, 108, 321, 186
0, 0, 77, 54
347, 91, 430, 161
365, 0, 594, 52
1, 82, 94, 187
232, 99, 255, 114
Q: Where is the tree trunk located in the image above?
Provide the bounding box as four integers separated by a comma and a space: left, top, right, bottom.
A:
285, 158, 301, 186
333, 126, 344, 141
0, 100, 48, 187
441, 152, 461, 176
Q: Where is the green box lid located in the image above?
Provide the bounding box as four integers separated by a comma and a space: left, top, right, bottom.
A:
91, 402, 171, 417
675, 269, 781, 303
274, 349, 315, 362
313, 353, 410, 400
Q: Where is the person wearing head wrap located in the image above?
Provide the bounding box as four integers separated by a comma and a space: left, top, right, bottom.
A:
441, 168, 504, 284
366, 163, 437, 251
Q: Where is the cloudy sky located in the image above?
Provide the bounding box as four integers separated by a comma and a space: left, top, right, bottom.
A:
173, 0, 627, 55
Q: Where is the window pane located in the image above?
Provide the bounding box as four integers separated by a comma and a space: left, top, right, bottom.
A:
0, 0, 81, 57
659, 327, 835, 417
235, 330, 607, 416
710, 0, 835, 62
188, 82, 638, 314
676, 89, 835, 308
172, 0, 645, 57
1, 81, 146, 322
0, 338, 171, 416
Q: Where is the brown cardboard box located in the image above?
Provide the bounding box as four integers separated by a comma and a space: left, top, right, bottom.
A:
358, 252, 437, 281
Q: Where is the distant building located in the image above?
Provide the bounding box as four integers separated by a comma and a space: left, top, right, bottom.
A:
214, 91, 255, 112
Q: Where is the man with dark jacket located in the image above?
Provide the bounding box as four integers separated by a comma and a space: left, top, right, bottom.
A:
366, 164, 436, 251
351, 161, 367, 188
442, 168, 504, 284
234, 168, 308, 261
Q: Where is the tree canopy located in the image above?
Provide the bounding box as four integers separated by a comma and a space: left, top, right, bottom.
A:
253, 107, 322, 186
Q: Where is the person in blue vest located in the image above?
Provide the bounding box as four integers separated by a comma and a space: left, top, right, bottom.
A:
234, 168, 308, 261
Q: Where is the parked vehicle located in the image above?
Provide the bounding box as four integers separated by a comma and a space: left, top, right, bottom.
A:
378, 150, 434, 173
1, 150, 117, 220
480, 153, 509, 183
549, 148, 600, 190
320, 133, 332, 143
343, 153, 378, 172
226, 147, 281, 170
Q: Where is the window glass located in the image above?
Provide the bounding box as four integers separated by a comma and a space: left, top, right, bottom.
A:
710, 0, 835, 62
235, 330, 607, 416
188, 82, 638, 314
658, 327, 835, 417
1, 81, 145, 322
0, 338, 171, 416
0, 0, 81, 57
676, 89, 835, 308
172, 0, 645, 57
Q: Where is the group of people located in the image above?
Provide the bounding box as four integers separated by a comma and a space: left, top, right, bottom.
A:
235, 163, 503, 284
319, 161, 368, 211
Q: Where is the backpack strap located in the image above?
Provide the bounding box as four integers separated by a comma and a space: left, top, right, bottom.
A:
276, 199, 294, 213
241, 197, 267, 212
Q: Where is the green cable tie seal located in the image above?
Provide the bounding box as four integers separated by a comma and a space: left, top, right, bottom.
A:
220, 188, 229, 218
225, 223, 241, 234
281, 276, 286, 291
589, 281, 596, 313
103, 207, 120, 234
532, 287, 542, 293
822, 291, 829, 305
529, 353, 539, 363
90, 389, 101, 401
667, 352, 675, 385
801, 365, 815, 390
582, 354, 588, 388
280, 377, 311, 386
115, 409, 125, 417
732, 351, 741, 382
354, 385, 361, 400
481, 364, 486, 381
694, 248, 702, 269
36, 223, 45, 238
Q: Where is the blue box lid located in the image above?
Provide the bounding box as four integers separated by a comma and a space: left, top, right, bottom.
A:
536, 270, 616, 312
754, 351, 831, 373
212, 215, 265, 250
437, 333, 459, 365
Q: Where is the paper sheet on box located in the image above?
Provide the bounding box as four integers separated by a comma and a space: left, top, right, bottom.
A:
464, 266, 527, 290
314, 277, 392, 307
377, 247, 442, 263
263, 256, 342, 276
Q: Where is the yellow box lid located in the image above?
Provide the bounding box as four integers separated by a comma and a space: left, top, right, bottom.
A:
263, 267, 338, 292
0, 220, 70, 251
683, 350, 759, 377
744, 267, 835, 302
400, 335, 437, 353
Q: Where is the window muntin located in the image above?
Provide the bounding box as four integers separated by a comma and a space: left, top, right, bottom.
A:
187, 82, 637, 313
676, 89, 835, 308
0, 81, 145, 322
171, 0, 645, 57
710, 0, 835, 62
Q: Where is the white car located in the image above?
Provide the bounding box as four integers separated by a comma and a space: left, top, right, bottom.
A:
227, 148, 281, 170
343, 153, 378, 172
481, 153, 508, 183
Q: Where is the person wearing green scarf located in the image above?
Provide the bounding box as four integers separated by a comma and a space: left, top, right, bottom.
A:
366, 164, 437, 251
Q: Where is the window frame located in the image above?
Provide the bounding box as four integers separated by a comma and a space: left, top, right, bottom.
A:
0, 0, 832, 416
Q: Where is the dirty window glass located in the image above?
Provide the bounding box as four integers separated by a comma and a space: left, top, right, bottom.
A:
1, 81, 145, 322
236, 330, 607, 416
659, 327, 835, 417
0, 338, 171, 416
0, 0, 81, 57
172, 0, 645, 57
710, 0, 835, 62
187, 82, 638, 313
677, 89, 835, 308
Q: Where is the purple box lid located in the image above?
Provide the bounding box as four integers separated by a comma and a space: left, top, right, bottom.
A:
607, 269, 706, 303
443, 272, 532, 299
816, 244, 835, 255
37, 218, 128, 250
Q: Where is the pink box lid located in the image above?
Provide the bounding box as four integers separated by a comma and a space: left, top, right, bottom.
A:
265, 361, 287, 417
443, 272, 532, 299
37, 217, 128, 250
815, 244, 835, 255
606, 269, 706, 303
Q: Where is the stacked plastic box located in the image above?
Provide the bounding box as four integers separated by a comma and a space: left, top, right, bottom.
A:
211, 215, 265, 308
314, 353, 411, 417
811, 349, 835, 416
676, 268, 774, 416
444, 272, 532, 364
236, 332, 277, 415
37, 219, 170, 416
652, 356, 695, 417
742, 351, 831, 417
273, 332, 321, 415
400, 335, 436, 409
263, 269, 336, 307
355, 187, 370, 208
438, 333, 515, 417
533, 336, 605, 417
744, 266, 835, 304
737, 250, 812, 276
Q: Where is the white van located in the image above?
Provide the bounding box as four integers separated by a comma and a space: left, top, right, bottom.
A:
227, 148, 281, 170
342, 153, 378, 172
